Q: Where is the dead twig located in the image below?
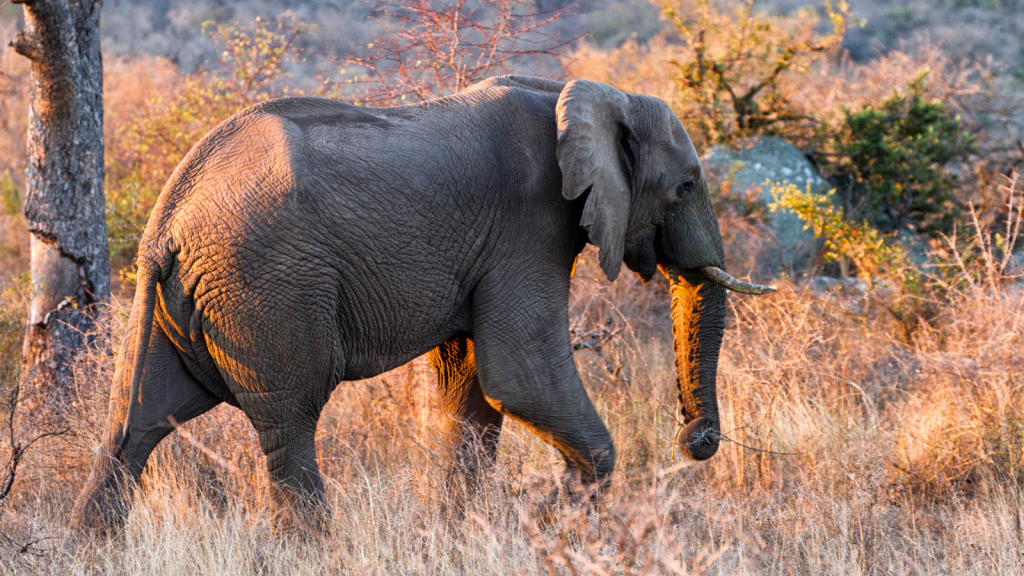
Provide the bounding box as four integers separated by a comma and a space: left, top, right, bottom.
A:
327, 0, 579, 106
0, 381, 69, 507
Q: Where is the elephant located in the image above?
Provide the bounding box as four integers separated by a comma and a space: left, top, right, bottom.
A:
72, 74, 774, 530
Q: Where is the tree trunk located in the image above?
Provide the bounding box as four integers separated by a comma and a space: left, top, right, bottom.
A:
12, 0, 108, 410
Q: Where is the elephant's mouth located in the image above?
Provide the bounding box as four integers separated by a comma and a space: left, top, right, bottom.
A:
697, 266, 776, 295
675, 416, 719, 461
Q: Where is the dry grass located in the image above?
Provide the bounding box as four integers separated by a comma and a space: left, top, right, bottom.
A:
2, 8, 1024, 573
0, 250, 1022, 574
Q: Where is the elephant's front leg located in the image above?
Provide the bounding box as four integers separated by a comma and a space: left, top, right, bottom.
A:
471, 274, 616, 497
428, 337, 504, 483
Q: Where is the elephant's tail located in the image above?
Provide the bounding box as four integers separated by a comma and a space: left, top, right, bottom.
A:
117, 258, 161, 453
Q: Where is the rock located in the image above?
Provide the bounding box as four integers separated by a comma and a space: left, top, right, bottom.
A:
703, 136, 829, 275
804, 275, 868, 297
897, 229, 931, 267
1011, 252, 1024, 277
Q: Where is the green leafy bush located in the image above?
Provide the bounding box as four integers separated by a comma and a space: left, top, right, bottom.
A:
0, 274, 29, 393
834, 74, 974, 236
0, 170, 19, 217
769, 181, 907, 285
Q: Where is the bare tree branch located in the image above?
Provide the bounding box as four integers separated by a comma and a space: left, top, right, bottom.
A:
327, 0, 578, 106
0, 380, 68, 507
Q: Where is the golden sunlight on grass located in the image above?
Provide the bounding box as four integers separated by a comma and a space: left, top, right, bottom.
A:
2, 1, 1024, 573
2, 252, 1023, 574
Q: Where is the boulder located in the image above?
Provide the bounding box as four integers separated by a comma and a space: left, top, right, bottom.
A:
703, 136, 829, 275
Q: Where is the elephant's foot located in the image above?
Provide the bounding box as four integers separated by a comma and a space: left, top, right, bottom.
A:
530, 468, 608, 529
268, 483, 333, 537
438, 460, 488, 523
70, 455, 136, 534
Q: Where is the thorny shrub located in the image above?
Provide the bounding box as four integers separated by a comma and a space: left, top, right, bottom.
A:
662, 0, 854, 147
332, 0, 575, 105
0, 276, 68, 517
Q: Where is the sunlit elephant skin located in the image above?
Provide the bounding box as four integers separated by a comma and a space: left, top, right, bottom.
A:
72, 75, 773, 531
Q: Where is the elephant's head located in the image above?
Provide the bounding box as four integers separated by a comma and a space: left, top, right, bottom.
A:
554, 79, 775, 461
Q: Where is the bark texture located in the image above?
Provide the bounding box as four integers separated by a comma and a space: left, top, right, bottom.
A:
12, 0, 108, 404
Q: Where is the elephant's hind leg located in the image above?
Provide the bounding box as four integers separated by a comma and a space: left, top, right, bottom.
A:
252, 416, 328, 531
227, 365, 336, 531
218, 340, 337, 531
72, 326, 221, 532
428, 337, 504, 497
203, 279, 342, 533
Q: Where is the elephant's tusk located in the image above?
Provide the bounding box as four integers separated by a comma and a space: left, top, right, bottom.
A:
697, 266, 776, 295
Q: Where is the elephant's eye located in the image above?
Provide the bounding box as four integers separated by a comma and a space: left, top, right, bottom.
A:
677, 181, 695, 198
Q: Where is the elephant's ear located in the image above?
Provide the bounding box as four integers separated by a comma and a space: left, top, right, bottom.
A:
556, 80, 633, 281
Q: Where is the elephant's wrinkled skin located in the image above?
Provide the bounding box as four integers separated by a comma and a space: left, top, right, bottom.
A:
72, 75, 772, 530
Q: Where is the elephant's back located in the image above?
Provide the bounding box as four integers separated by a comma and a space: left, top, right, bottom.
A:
141, 98, 406, 257
138, 102, 320, 273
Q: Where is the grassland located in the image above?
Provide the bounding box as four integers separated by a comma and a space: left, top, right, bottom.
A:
3, 1, 1024, 573
1, 251, 1023, 574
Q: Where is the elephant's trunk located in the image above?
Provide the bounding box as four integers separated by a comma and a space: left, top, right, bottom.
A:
665, 265, 727, 461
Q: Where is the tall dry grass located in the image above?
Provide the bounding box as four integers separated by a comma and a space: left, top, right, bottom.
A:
0, 248, 1023, 574
2, 7, 1024, 574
